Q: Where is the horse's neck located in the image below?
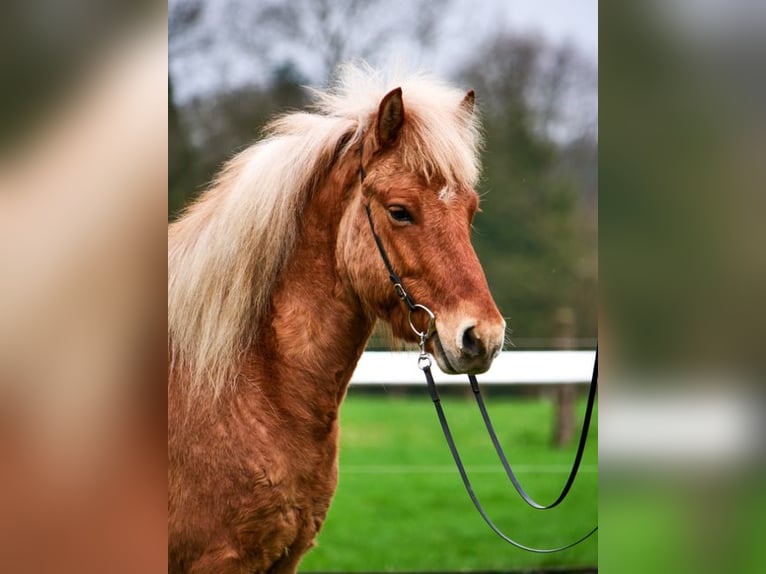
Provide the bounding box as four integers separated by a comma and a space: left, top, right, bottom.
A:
248, 174, 372, 425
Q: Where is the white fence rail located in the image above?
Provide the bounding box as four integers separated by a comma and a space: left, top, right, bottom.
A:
350, 350, 596, 386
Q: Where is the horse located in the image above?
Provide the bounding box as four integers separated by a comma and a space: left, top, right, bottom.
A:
168, 64, 506, 573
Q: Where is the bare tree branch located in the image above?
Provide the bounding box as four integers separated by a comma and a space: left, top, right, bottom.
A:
225, 0, 454, 82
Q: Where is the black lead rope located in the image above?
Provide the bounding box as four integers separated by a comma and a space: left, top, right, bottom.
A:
423, 361, 598, 553
468, 349, 598, 510
360, 149, 597, 552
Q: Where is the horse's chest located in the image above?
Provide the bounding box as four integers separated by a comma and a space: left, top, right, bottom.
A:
246, 426, 339, 512
232, 434, 339, 565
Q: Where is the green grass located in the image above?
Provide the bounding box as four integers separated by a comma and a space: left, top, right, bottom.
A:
300, 389, 598, 571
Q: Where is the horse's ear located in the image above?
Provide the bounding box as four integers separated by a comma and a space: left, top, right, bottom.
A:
460, 89, 475, 118
376, 87, 405, 149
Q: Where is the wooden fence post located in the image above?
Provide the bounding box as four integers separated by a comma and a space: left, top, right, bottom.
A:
553, 307, 576, 447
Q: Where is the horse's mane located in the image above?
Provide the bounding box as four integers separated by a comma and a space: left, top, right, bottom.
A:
168, 63, 483, 398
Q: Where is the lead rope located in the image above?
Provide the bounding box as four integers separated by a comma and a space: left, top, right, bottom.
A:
467, 349, 598, 510
360, 145, 597, 552
419, 337, 599, 552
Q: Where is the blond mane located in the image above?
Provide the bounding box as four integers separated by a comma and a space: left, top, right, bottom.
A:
168, 63, 483, 398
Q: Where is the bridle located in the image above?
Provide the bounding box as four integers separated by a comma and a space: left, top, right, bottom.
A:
359, 144, 598, 553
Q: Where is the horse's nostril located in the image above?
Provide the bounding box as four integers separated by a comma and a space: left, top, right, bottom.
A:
461, 326, 483, 358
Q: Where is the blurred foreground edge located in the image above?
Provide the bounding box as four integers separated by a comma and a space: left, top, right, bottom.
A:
0, 8, 167, 574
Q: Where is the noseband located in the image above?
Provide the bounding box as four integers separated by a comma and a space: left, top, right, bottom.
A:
360, 144, 598, 553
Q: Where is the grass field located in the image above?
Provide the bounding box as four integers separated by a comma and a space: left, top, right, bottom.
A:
300, 388, 598, 572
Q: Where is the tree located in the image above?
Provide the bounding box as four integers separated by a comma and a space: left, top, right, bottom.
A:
230, 0, 450, 83
168, 77, 197, 218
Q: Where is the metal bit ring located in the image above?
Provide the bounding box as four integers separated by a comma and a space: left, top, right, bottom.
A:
408, 303, 436, 340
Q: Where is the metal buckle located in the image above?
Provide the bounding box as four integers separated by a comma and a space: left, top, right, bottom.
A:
408, 303, 435, 371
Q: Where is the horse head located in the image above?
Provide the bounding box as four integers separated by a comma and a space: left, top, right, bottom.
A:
341, 87, 506, 375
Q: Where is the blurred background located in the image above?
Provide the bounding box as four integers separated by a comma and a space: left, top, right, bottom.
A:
600, 2, 766, 574
1, 2, 167, 573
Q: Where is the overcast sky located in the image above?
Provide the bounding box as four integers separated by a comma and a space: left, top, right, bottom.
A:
169, 0, 597, 105
432, 0, 597, 73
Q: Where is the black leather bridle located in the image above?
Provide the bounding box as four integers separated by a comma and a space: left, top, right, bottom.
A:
360, 146, 598, 553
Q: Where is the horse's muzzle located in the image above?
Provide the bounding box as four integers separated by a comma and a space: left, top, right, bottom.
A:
431, 317, 505, 375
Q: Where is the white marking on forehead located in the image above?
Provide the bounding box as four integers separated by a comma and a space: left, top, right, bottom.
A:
438, 186, 455, 203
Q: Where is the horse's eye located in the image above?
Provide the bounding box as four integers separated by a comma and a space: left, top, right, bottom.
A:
388, 206, 413, 224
